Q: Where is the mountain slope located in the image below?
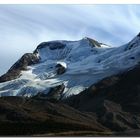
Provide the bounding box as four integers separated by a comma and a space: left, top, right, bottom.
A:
0, 96, 108, 136
64, 64, 140, 132
0, 64, 140, 136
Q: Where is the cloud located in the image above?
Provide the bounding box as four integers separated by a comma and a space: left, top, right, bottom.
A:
0, 4, 140, 75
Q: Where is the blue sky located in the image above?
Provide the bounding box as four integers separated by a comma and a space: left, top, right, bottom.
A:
0, 4, 140, 75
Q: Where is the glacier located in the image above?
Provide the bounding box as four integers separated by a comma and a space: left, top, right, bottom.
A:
0, 35, 140, 98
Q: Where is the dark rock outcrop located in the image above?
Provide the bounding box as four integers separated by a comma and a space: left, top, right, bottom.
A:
33, 84, 65, 101
46, 84, 65, 100
34, 41, 66, 53
137, 32, 140, 37
0, 53, 39, 83
86, 37, 101, 48
55, 64, 66, 75
125, 34, 140, 51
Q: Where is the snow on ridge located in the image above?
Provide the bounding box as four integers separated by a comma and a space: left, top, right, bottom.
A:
0, 35, 140, 98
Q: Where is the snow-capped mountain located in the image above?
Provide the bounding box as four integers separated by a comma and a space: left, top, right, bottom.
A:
0, 34, 140, 98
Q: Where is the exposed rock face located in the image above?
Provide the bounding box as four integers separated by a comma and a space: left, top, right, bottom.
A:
0, 53, 39, 83
125, 33, 140, 51
9, 53, 39, 71
0, 69, 21, 83
33, 84, 65, 101
137, 32, 140, 37
46, 84, 65, 100
34, 41, 66, 53
86, 37, 101, 47
55, 64, 66, 75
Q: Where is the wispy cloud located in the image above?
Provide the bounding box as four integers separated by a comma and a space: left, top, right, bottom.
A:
0, 4, 140, 75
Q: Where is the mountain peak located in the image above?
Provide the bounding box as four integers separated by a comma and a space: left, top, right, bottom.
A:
83, 37, 101, 48
0, 34, 140, 98
125, 33, 140, 51
137, 32, 140, 37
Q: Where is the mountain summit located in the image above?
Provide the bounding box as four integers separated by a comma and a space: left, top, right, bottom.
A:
0, 35, 140, 98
